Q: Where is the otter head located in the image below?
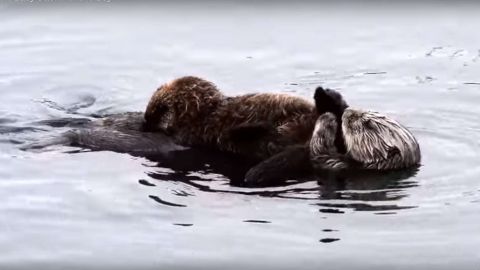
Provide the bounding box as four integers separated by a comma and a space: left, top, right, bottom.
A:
143, 76, 224, 135
341, 108, 421, 169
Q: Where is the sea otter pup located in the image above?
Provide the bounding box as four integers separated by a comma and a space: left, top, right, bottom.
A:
143, 76, 323, 160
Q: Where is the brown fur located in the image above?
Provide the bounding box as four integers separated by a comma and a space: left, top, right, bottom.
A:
144, 76, 318, 160
310, 110, 421, 171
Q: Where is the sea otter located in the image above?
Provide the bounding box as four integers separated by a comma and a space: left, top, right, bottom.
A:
310, 87, 421, 171
245, 87, 421, 185
310, 108, 421, 171
143, 76, 324, 161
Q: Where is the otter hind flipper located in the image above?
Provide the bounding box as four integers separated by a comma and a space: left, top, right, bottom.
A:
228, 122, 276, 143
244, 145, 312, 186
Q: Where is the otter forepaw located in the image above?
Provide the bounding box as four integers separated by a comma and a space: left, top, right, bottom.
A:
311, 154, 349, 171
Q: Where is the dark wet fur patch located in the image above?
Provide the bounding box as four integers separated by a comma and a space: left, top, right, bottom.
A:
228, 122, 275, 143
313, 87, 348, 154
244, 145, 312, 186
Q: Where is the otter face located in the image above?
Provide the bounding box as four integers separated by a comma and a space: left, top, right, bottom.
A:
143, 85, 176, 134
143, 76, 224, 135
342, 108, 421, 169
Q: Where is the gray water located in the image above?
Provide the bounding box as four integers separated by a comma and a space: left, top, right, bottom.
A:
1, 2, 479, 269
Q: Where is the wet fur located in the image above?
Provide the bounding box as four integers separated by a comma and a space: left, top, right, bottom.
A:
310, 90, 421, 170
309, 113, 353, 170
26, 112, 187, 155
247, 87, 421, 185
145, 78, 420, 185
340, 108, 421, 170
144, 76, 318, 161
314, 87, 348, 154
244, 87, 353, 185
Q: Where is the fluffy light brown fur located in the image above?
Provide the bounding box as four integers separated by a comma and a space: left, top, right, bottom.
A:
310, 109, 421, 170
341, 108, 421, 169
144, 76, 318, 160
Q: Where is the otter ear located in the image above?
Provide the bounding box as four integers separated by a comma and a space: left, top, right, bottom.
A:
228, 122, 275, 143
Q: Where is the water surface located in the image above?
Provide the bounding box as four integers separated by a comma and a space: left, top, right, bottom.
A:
1, 2, 479, 269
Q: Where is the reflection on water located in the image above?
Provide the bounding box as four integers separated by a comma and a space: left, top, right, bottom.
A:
1, 2, 480, 269
144, 154, 419, 213
319, 238, 340, 243
149, 195, 187, 208
243, 220, 271, 224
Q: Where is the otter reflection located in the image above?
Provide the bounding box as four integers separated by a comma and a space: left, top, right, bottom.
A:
145, 161, 419, 212
315, 168, 418, 212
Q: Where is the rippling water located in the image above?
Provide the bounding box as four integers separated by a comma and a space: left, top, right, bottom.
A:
1, 2, 479, 269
